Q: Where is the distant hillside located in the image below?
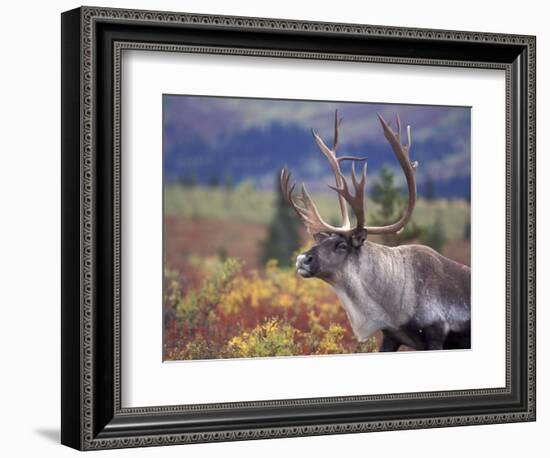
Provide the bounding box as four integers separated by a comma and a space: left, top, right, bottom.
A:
164, 121, 470, 199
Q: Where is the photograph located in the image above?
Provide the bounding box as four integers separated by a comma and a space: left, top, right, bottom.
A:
162, 95, 472, 361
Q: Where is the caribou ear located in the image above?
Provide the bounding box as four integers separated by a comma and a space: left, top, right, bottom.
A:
351, 228, 367, 248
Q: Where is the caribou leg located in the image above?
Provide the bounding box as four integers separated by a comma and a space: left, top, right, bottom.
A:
379, 331, 401, 352
423, 323, 446, 351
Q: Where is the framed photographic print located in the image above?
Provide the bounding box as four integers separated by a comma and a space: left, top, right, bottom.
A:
61, 6, 536, 450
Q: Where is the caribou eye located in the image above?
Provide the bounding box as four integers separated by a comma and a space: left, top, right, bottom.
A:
336, 241, 347, 251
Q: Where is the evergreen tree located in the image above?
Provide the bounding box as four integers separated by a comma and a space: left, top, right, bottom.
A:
371, 167, 401, 224
178, 172, 198, 188
369, 166, 423, 246
260, 173, 302, 267
421, 212, 446, 252
208, 173, 220, 188
463, 217, 471, 241
424, 173, 436, 201
189, 172, 198, 188
223, 171, 235, 191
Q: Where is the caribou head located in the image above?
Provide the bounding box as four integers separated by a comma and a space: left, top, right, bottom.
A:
281, 112, 417, 280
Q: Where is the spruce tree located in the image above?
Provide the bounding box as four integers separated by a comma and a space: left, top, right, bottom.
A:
424, 173, 436, 201
463, 217, 471, 240
370, 166, 423, 246
260, 173, 302, 267
422, 212, 446, 252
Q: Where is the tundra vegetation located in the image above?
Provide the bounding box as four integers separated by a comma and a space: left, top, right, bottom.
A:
163, 165, 470, 360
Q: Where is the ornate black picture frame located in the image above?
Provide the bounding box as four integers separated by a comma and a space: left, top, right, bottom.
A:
61, 6, 536, 450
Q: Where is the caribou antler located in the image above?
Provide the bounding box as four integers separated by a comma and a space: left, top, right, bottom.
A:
367, 114, 418, 234
310, 111, 368, 229
280, 110, 367, 235
280, 168, 344, 235
280, 112, 417, 238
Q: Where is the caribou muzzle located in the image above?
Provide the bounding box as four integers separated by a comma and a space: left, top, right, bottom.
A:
296, 251, 318, 278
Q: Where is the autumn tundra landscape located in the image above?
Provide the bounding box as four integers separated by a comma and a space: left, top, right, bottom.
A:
162, 96, 471, 361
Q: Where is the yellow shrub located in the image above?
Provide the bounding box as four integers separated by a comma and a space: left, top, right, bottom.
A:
318, 324, 346, 354
225, 318, 299, 357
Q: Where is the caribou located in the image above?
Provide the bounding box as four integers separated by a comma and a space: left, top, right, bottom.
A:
280, 112, 470, 351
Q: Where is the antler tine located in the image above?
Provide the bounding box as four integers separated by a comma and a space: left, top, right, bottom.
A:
395, 114, 402, 144
368, 114, 418, 235
406, 125, 412, 152
351, 161, 367, 191
328, 161, 367, 229
311, 111, 351, 229
279, 168, 293, 204
337, 155, 368, 163
333, 109, 342, 151
280, 168, 299, 218
298, 184, 336, 233
279, 168, 342, 235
